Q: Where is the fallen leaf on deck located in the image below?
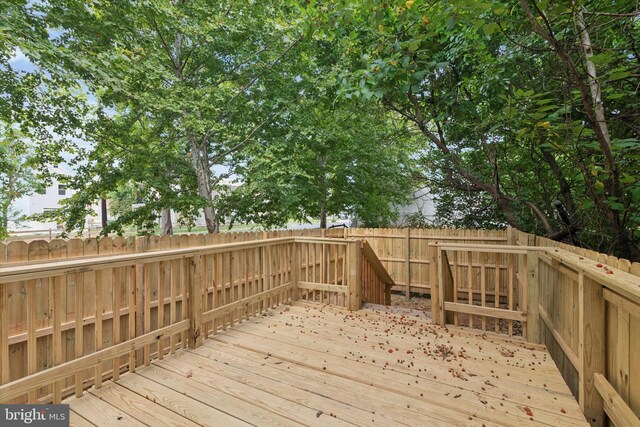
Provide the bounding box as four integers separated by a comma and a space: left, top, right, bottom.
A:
499, 348, 514, 357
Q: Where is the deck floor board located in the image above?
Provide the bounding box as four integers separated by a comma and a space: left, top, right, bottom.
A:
66, 303, 587, 426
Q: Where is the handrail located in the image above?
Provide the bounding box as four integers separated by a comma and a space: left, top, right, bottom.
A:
359, 240, 395, 306
428, 242, 640, 305
430, 239, 640, 425
360, 241, 395, 287
594, 374, 640, 427
543, 247, 640, 303
0, 237, 350, 284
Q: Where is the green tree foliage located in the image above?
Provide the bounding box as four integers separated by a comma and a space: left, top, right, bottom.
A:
220, 98, 416, 229
217, 36, 418, 229
16, 0, 418, 235
1, 1, 88, 235
4, 0, 638, 260
47, 114, 206, 236
0, 129, 38, 236
314, 0, 640, 259
30, 0, 310, 234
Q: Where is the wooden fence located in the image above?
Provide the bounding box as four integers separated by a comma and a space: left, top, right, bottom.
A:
511, 230, 640, 427
2, 226, 639, 426
425, 230, 640, 427
342, 228, 509, 296
0, 234, 392, 405
429, 242, 531, 337
296, 238, 349, 307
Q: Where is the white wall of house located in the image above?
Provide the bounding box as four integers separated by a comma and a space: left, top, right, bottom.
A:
10, 166, 102, 231
392, 187, 436, 226
11, 167, 73, 230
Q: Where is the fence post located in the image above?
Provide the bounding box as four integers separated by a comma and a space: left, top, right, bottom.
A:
347, 241, 362, 311
404, 228, 411, 300
578, 273, 605, 427
134, 236, 147, 368
525, 250, 540, 343
291, 242, 299, 301
438, 249, 455, 325
188, 254, 203, 349
428, 243, 441, 324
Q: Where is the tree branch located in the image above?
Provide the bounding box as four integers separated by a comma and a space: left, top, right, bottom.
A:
151, 18, 177, 70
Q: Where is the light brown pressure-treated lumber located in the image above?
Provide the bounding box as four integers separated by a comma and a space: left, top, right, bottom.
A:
201, 283, 293, 324
0, 320, 189, 402
594, 373, 640, 427
539, 304, 580, 371
347, 241, 361, 311
298, 282, 346, 294
526, 251, 540, 343
443, 302, 527, 322
603, 289, 640, 319
188, 255, 203, 349
578, 273, 605, 427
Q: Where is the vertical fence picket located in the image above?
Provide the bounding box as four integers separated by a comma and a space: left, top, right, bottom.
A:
480, 252, 487, 331
467, 250, 473, 328
0, 263, 8, 387
508, 253, 515, 336
495, 253, 501, 333
452, 251, 458, 326
188, 255, 203, 349
94, 262, 104, 389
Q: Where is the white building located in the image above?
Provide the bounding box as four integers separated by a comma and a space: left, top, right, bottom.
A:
11, 166, 102, 231
392, 186, 436, 227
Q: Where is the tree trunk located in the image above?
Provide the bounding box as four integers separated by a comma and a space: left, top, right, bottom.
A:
319, 203, 327, 229
575, 8, 611, 149
101, 198, 108, 229
167, 29, 219, 234
1, 204, 8, 231
540, 149, 577, 218
518, 1, 638, 259
540, 149, 581, 244
189, 135, 219, 233
160, 208, 173, 235
318, 154, 328, 229
574, 8, 637, 259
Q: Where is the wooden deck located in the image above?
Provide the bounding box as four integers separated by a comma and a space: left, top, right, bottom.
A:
66, 303, 587, 426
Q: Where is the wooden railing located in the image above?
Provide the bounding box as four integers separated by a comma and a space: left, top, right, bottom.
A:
428, 243, 535, 338
295, 238, 349, 308
346, 228, 508, 297
429, 237, 640, 427
0, 228, 510, 298
0, 235, 395, 405
292, 239, 393, 309
0, 236, 302, 404
534, 247, 640, 427
360, 241, 393, 305
3, 227, 638, 425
